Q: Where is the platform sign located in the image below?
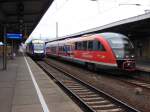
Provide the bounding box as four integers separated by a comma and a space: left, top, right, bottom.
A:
6, 33, 22, 40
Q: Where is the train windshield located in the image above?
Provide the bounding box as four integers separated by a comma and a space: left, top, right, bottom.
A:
107, 37, 134, 59
34, 44, 44, 50
107, 38, 133, 49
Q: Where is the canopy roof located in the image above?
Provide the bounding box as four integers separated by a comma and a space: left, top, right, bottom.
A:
0, 0, 54, 41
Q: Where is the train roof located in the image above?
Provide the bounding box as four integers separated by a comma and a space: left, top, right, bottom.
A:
45, 32, 128, 45
66, 32, 128, 41
31, 39, 45, 44
99, 32, 128, 39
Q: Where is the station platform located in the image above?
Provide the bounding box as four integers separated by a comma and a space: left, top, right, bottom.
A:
0, 56, 2, 70
136, 60, 150, 72
0, 54, 83, 112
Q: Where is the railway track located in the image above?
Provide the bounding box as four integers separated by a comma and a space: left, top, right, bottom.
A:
37, 60, 140, 112
45, 58, 150, 92
116, 77, 150, 91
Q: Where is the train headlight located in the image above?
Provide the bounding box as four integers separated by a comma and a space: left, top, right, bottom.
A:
127, 63, 130, 66
116, 55, 119, 58
116, 55, 122, 59
131, 55, 135, 58
125, 55, 129, 58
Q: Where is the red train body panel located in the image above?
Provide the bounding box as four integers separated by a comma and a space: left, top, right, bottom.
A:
46, 32, 135, 71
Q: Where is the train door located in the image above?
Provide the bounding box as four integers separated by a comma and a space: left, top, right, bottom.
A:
64, 45, 73, 57
74, 42, 82, 59
92, 40, 108, 63
69, 44, 74, 57
81, 41, 91, 60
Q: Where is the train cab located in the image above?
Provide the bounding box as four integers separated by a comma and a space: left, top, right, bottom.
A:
26, 39, 45, 59
101, 33, 135, 71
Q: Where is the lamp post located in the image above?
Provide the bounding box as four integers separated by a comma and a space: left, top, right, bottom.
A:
55, 0, 59, 40
56, 22, 58, 39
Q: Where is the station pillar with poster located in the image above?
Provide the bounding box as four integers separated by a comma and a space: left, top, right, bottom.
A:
7, 33, 22, 58
3, 33, 22, 70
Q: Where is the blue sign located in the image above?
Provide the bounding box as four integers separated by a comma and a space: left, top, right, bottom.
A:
7, 33, 22, 39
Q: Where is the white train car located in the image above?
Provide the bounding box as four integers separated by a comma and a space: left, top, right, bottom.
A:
26, 39, 45, 59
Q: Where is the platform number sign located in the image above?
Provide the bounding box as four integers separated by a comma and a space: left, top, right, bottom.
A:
6, 33, 22, 40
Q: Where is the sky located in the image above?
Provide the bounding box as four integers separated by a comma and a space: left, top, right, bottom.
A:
25, 0, 150, 43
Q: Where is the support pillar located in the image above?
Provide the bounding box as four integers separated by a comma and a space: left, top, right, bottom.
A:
3, 24, 7, 70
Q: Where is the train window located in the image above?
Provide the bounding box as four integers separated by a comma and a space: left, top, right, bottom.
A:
98, 41, 105, 51
51, 47, 57, 53
82, 41, 87, 50
107, 38, 134, 49
62, 46, 65, 51
59, 46, 63, 51
59, 46, 61, 51
34, 44, 44, 50
63, 46, 67, 52
66, 45, 71, 51
75, 42, 78, 50
94, 40, 105, 51
71, 45, 75, 51
75, 42, 82, 50
78, 42, 82, 50
88, 41, 93, 50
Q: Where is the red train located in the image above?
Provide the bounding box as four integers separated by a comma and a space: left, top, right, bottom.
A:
45, 32, 135, 71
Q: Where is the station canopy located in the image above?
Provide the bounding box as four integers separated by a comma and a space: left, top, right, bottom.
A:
0, 0, 54, 41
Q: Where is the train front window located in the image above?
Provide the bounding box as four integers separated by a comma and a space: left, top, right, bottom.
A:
107, 38, 134, 59
34, 44, 44, 50
107, 38, 133, 49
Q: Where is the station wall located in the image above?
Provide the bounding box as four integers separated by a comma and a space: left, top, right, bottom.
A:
0, 46, 12, 56
132, 37, 150, 61
0, 46, 3, 56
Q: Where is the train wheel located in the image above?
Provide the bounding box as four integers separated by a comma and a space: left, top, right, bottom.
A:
86, 63, 96, 71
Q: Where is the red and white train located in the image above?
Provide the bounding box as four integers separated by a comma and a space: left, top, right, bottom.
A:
45, 32, 135, 71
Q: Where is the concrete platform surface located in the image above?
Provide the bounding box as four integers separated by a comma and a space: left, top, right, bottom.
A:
0, 56, 3, 70
0, 54, 83, 112
136, 60, 150, 72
